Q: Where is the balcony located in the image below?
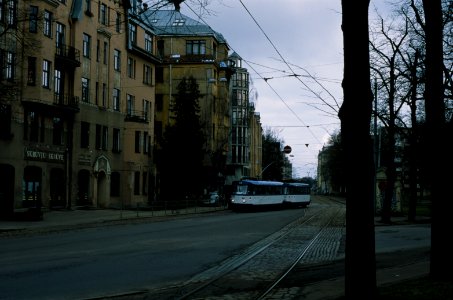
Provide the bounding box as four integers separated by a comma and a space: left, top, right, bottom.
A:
54, 94, 80, 112
55, 45, 81, 68
125, 110, 149, 123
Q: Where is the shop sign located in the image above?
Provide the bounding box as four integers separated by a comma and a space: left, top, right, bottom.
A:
24, 148, 65, 163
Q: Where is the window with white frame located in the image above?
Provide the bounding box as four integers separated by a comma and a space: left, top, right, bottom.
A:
6, 52, 15, 81
145, 33, 152, 53
42, 59, 51, 88
129, 23, 137, 45
43, 10, 52, 37
99, 3, 107, 25
114, 49, 121, 71
83, 33, 91, 58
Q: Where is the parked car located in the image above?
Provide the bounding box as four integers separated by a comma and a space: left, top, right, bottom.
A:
203, 191, 220, 206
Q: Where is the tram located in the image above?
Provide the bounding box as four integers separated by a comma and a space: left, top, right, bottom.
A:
283, 182, 311, 208
229, 179, 311, 211
230, 179, 285, 210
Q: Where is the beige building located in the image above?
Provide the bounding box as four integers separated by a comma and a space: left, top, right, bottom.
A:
140, 9, 233, 194
0, 0, 157, 216
0, 2, 265, 217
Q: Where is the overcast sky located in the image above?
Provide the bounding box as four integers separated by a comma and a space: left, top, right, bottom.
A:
175, 0, 345, 178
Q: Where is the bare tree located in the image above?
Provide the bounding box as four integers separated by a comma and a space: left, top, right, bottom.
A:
340, 1, 377, 298
422, 0, 453, 280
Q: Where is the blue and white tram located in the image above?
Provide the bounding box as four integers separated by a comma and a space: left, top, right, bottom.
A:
230, 179, 285, 210
283, 182, 311, 208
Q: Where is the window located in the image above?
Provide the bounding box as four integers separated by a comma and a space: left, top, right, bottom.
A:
0, 104, 12, 139
56, 23, 65, 48
102, 126, 108, 150
115, 12, 121, 33
143, 99, 150, 121
143, 131, 149, 154
83, 33, 91, 58
81, 77, 89, 102
129, 23, 137, 46
85, 0, 92, 14
114, 49, 121, 71
6, 51, 15, 81
27, 57, 36, 85
110, 172, 120, 196
96, 39, 100, 61
52, 117, 64, 145
134, 171, 140, 195
102, 83, 107, 107
142, 172, 148, 195
112, 128, 120, 152
127, 57, 135, 78
95, 125, 108, 150
95, 124, 101, 149
95, 81, 99, 105
99, 3, 107, 25
172, 18, 185, 26
126, 94, 134, 116
0, 0, 4, 23
157, 40, 164, 57
25, 111, 40, 142
155, 94, 163, 112
135, 131, 140, 153
54, 69, 62, 99
103, 41, 108, 64
81, 121, 90, 148
155, 67, 163, 83
42, 59, 51, 88
145, 33, 152, 53
43, 10, 52, 37
29, 6, 38, 33
186, 40, 206, 55
7, 0, 16, 27
113, 88, 120, 111
143, 64, 152, 85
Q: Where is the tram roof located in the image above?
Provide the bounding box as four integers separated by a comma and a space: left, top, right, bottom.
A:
239, 180, 284, 186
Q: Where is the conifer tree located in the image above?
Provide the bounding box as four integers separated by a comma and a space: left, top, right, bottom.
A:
160, 76, 205, 201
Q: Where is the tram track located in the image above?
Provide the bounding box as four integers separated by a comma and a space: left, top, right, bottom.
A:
167, 201, 346, 300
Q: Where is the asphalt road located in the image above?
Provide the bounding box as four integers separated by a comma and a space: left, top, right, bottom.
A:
0, 208, 308, 300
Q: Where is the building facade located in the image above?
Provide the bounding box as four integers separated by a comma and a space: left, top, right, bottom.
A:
0, 0, 157, 217
0, 2, 264, 217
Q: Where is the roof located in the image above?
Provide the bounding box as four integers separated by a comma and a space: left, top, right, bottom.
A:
140, 10, 228, 45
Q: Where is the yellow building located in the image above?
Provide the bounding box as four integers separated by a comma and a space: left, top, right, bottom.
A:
140, 9, 233, 194
0, 0, 157, 216
0, 2, 265, 216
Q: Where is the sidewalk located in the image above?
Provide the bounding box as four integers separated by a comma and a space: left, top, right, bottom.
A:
0, 205, 227, 236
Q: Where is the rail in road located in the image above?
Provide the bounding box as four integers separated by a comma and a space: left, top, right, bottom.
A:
142, 199, 346, 300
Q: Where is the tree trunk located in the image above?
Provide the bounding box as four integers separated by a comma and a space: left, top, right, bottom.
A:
340, 1, 377, 298
422, 0, 453, 280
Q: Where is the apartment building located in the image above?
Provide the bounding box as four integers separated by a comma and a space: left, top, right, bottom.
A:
0, 0, 157, 216
0, 2, 265, 216
139, 9, 234, 193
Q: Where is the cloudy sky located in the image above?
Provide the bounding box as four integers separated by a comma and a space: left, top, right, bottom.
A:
175, 0, 345, 178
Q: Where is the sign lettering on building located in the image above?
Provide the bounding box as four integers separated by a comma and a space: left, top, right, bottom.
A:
24, 148, 65, 163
